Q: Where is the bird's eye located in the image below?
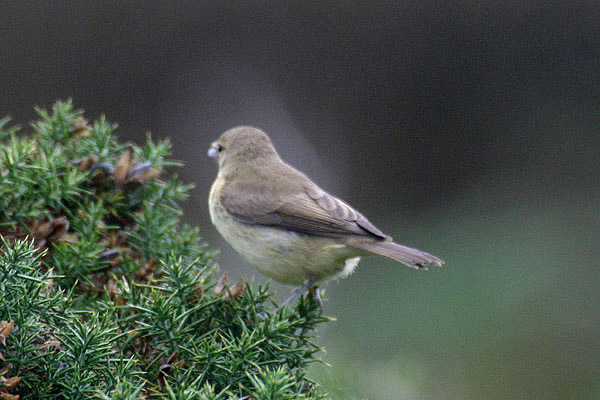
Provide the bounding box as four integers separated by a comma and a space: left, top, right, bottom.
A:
217, 144, 224, 153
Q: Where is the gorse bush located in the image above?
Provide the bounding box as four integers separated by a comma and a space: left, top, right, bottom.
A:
0, 101, 329, 399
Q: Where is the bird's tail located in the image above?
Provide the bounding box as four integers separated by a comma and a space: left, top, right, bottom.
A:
350, 239, 444, 270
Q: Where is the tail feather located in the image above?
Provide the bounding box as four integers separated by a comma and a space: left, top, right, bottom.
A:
351, 240, 444, 270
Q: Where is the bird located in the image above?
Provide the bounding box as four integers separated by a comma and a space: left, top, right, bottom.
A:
208, 126, 443, 307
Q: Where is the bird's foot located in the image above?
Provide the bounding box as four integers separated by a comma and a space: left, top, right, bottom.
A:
305, 286, 323, 315
280, 277, 315, 309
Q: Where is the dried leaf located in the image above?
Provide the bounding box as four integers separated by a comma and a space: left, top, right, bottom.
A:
126, 161, 152, 180
33, 217, 70, 244
0, 393, 19, 400
224, 279, 246, 299
40, 339, 62, 351
74, 117, 91, 135
0, 376, 20, 391
0, 321, 14, 346
114, 150, 131, 184
214, 272, 228, 295
194, 285, 204, 299
128, 166, 160, 184
74, 154, 99, 171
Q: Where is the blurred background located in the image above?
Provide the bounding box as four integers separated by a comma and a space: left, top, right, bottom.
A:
2, 1, 599, 398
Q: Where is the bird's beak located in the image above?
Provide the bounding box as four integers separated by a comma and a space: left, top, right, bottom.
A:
208, 142, 219, 158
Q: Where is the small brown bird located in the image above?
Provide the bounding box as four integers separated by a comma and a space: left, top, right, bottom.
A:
208, 126, 443, 305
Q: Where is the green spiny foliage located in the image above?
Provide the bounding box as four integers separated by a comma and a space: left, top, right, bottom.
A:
0, 100, 330, 399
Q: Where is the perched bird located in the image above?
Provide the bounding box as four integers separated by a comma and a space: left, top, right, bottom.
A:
208, 126, 443, 305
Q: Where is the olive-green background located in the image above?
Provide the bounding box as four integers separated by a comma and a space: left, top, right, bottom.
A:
2, 2, 599, 398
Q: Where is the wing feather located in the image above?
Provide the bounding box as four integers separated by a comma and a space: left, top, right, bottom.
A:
222, 182, 389, 240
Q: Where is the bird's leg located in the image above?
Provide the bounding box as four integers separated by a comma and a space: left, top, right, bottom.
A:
279, 277, 315, 308
257, 278, 318, 320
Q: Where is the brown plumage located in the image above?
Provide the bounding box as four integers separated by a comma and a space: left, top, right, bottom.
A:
208, 126, 443, 287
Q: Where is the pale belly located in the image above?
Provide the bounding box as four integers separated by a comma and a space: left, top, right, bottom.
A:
209, 183, 362, 286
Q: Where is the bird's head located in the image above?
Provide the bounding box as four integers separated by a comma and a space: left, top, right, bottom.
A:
208, 126, 280, 175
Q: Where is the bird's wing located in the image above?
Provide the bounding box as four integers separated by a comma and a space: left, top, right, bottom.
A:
221, 182, 390, 240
